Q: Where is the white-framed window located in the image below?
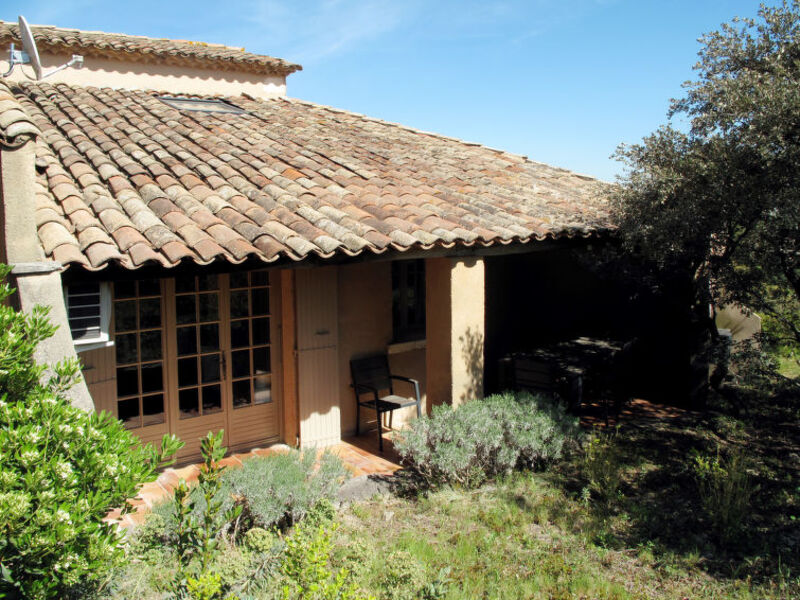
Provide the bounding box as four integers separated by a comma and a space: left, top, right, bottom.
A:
64, 282, 112, 352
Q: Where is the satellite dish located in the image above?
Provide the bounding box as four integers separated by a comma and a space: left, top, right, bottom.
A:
2, 15, 83, 80
18, 16, 43, 80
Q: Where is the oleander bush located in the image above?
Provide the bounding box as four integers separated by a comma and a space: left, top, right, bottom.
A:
395, 391, 580, 490
0, 266, 181, 599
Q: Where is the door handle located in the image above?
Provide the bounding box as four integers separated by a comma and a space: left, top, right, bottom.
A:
220, 351, 227, 380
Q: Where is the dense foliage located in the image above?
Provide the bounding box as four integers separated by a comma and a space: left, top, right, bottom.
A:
108, 452, 349, 599
394, 391, 580, 490
221, 450, 345, 531
0, 267, 181, 599
613, 2, 800, 354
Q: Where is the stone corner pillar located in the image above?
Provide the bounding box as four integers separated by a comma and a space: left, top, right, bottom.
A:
12, 264, 95, 412
2, 140, 94, 411
425, 256, 485, 408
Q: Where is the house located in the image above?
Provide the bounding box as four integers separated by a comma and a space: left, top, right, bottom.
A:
0, 21, 617, 461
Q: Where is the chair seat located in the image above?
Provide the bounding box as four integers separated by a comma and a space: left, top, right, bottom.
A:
359, 394, 418, 411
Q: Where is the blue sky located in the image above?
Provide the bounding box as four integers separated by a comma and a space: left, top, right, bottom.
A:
3, 1, 772, 181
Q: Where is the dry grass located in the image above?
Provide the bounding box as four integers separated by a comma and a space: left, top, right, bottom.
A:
330, 390, 800, 600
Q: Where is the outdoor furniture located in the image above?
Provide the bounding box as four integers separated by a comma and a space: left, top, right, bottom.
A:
499, 354, 584, 413
498, 337, 623, 416
350, 354, 422, 452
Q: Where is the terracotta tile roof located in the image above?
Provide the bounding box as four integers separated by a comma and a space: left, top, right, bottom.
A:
3, 80, 613, 271
0, 21, 301, 76
0, 81, 39, 148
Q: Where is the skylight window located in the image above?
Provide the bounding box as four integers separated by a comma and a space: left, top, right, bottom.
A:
159, 96, 246, 114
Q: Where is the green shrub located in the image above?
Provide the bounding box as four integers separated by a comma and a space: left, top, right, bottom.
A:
172, 431, 242, 584
375, 550, 426, 600
0, 268, 182, 599
280, 520, 367, 600
395, 391, 580, 490
582, 427, 624, 507
692, 444, 757, 544
221, 450, 346, 531
244, 527, 277, 553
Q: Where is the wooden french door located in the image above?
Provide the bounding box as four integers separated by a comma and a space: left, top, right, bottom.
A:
112, 270, 280, 461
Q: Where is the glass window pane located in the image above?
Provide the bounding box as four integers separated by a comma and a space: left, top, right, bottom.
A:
139, 298, 161, 329
230, 320, 250, 348
138, 279, 160, 297
201, 354, 220, 384
176, 295, 196, 325
114, 300, 137, 332
251, 271, 268, 287
116, 333, 138, 364
202, 385, 222, 414
254, 375, 271, 404
177, 326, 197, 356
198, 274, 218, 291
198, 293, 218, 322
114, 281, 136, 299
178, 357, 198, 388
252, 318, 269, 345
140, 330, 162, 361
232, 349, 250, 378
232, 380, 251, 408
253, 346, 270, 375
116, 365, 139, 397
117, 398, 140, 429
179, 388, 199, 419
251, 288, 269, 316
142, 394, 165, 426
141, 363, 163, 394
230, 290, 249, 319
230, 271, 248, 289
175, 276, 195, 294
200, 324, 219, 353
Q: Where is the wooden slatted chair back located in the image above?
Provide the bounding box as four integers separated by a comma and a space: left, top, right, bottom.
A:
350, 354, 393, 394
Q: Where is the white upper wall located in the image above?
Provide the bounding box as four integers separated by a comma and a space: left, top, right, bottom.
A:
3, 51, 287, 99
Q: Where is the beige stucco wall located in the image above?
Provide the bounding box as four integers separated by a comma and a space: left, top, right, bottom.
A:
3, 52, 287, 99
337, 260, 427, 437
426, 256, 485, 407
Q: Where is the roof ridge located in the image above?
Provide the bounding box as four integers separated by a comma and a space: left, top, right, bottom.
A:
0, 21, 244, 51
0, 21, 301, 76
279, 95, 604, 181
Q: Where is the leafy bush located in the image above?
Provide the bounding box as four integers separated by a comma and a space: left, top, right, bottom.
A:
582, 427, 624, 507
280, 518, 366, 600
395, 391, 580, 490
0, 267, 181, 599
171, 430, 243, 594
692, 444, 757, 544
221, 450, 346, 531
375, 550, 426, 600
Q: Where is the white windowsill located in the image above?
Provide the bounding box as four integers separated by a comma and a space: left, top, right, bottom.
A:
387, 339, 427, 355
74, 337, 114, 354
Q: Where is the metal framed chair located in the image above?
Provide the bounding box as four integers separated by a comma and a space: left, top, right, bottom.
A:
350, 354, 421, 452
